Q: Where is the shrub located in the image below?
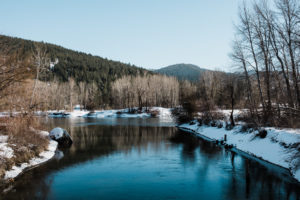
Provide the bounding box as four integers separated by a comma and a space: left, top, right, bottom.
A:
211, 121, 217, 127
189, 121, 196, 125
197, 119, 203, 126
150, 110, 160, 117
258, 129, 267, 138
225, 122, 234, 130
240, 123, 258, 132
176, 114, 193, 124
217, 121, 223, 128
203, 118, 211, 126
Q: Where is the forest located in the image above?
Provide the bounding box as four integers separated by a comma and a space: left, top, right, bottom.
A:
0, 0, 299, 129
0, 35, 147, 105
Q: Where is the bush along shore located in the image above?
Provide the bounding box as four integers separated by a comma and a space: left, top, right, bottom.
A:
176, 111, 300, 183
0, 116, 58, 188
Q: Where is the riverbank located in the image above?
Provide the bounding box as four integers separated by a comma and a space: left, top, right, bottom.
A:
4, 134, 57, 180
178, 121, 300, 182
0, 116, 58, 185
48, 107, 173, 120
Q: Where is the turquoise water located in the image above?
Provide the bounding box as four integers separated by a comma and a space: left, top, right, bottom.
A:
2, 118, 300, 200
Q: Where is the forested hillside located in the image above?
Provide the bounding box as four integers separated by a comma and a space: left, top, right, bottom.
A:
0, 35, 148, 104
155, 64, 208, 82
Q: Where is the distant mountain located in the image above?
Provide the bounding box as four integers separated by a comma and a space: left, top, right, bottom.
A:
155, 64, 208, 82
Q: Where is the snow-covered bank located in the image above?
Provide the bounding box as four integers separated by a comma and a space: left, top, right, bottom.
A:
48, 107, 173, 121
0, 131, 58, 180
178, 122, 300, 182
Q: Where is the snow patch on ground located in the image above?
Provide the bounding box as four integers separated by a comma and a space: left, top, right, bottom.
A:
3, 132, 58, 180
70, 110, 90, 117
219, 109, 244, 117
47, 107, 174, 121
87, 109, 151, 118
151, 107, 173, 122
179, 122, 300, 182
0, 136, 13, 159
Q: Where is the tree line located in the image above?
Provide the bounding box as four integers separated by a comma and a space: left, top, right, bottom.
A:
180, 0, 300, 128
112, 74, 179, 110
1, 0, 299, 128
230, 0, 300, 126
0, 46, 180, 111
0, 35, 148, 105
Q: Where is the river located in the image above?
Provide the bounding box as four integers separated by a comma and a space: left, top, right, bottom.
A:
2, 117, 300, 200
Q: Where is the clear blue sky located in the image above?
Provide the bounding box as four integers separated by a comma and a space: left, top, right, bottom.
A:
0, 0, 240, 70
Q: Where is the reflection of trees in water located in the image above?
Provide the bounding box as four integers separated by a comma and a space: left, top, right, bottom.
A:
70, 125, 177, 153
3, 121, 300, 200
2, 125, 177, 199
169, 130, 223, 166
169, 131, 199, 164
171, 131, 300, 200
224, 153, 300, 200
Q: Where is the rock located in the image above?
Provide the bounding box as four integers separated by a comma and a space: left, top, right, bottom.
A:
189, 121, 196, 125
258, 129, 267, 139
49, 127, 73, 147
210, 120, 217, 127
225, 122, 234, 130
197, 119, 203, 126
217, 122, 223, 128
150, 110, 159, 117
224, 144, 233, 149
116, 111, 122, 115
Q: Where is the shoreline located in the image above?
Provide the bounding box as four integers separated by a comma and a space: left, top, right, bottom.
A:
47, 107, 173, 119
1, 132, 58, 190
178, 122, 300, 183
4, 140, 58, 180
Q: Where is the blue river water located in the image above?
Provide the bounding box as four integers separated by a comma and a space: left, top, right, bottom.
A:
2, 117, 300, 200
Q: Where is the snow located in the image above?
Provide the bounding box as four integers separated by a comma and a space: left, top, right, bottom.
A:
70, 110, 90, 117
47, 107, 174, 121
4, 138, 58, 180
151, 107, 173, 122
49, 127, 64, 140
1, 131, 58, 180
0, 131, 58, 180
0, 135, 13, 159
0, 112, 8, 117
218, 109, 244, 118
81, 109, 149, 118
49, 58, 59, 70
38, 131, 51, 137
179, 122, 300, 182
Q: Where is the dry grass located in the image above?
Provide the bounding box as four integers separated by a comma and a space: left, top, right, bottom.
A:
0, 116, 49, 180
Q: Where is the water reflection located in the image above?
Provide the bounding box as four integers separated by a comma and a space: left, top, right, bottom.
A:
1, 118, 300, 200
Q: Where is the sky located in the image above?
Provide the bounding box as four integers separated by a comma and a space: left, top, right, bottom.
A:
0, 0, 240, 70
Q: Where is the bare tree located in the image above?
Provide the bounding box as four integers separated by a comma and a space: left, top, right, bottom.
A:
29, 44, 49, 110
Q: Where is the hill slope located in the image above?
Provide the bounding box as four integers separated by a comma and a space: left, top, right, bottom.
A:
155, 64, 207, 82
0, 35, 148, 103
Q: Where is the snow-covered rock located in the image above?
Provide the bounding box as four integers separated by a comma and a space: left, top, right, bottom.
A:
49, 127, 73, 147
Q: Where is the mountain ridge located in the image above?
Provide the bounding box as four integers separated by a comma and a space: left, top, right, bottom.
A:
154, 63, 209, 82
